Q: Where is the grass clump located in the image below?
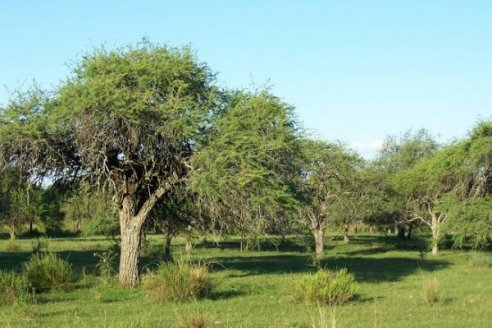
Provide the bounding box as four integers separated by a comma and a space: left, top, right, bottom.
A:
23, 253, 72, 292
0, 270, 31, 306
143, 259, 210, 302
422, 277, 440, 305
295, 268, 357, 306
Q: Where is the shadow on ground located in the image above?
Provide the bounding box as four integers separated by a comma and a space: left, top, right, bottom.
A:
210, 254, 450, 283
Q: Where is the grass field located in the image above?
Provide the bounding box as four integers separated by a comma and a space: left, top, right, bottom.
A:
0, 234, 491, 327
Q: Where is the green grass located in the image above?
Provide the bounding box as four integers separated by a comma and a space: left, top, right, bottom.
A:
0, 234, 491, 327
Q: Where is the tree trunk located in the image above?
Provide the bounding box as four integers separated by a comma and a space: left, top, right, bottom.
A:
431, 214, 439, 256
314, 228, 324, 256
118, 191, 143, 288
369, 225, 374, 234
343, 224, 350, 243
29, 219, 34, 235
117, 184, 167, 287
164, 230, 173, 258
185, 225, 193, 254
406, 223, 413, 240
397, 225, 406, 240
9, 224, 16, 240
119, 221, 142, 287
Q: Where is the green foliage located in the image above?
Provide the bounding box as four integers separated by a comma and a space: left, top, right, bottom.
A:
468, 252, 492, 268
191, 90, 301, 235
23, 253, 72, 292
294, 268, 358, 306
5, 241, 21, 252
143, 259, 210, 302
31, 237, 50, 253
94, 250, 117, 282
0, 270, 31, 306
443, 196, 492, 249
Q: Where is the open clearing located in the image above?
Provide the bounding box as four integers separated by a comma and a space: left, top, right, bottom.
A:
1, 234, 491, 328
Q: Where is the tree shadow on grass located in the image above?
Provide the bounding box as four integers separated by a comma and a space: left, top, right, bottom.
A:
210, 254, 450, 283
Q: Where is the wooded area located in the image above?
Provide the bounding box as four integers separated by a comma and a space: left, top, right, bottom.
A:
0, 42, 491, 291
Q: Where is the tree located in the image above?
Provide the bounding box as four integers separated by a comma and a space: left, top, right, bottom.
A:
190, 91, 301, 250
299, 139, 361, 256
372, 129, 439, 238
440, 121, 492, 249
0, 42, 216, 286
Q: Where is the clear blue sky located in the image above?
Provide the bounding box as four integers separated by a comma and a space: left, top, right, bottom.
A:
1, 1, 491, 158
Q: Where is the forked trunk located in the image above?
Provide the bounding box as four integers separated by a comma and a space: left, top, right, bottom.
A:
314, 228, 324, 256
118, 192, 143, 287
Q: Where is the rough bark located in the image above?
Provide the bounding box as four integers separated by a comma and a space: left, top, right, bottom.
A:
118, 184, 167, 287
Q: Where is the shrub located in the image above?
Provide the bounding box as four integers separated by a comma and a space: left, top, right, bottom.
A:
422, 277, 440, 305
31, 237, 50, 253
94, 249, 117, 281
0, 270, 31, 306
143, 259, 210, 302
295, 268, 357, 306
23, 253, 72, 292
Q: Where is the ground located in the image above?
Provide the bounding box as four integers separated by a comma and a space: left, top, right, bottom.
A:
0, 234, 491, 327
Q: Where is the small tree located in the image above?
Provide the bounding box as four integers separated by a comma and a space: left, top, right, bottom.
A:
190, 91, 301, 248
298, 140, 361, 256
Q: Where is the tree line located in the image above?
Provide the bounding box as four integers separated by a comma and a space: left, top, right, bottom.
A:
0, 41, 490, 287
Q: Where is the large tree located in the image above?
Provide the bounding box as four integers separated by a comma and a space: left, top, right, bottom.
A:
0, 42, 216, 286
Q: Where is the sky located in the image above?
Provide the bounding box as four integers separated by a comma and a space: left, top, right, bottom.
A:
1, 1, 491, 158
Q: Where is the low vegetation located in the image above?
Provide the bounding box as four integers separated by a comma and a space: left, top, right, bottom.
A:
143, 259, 211, 302
0, 234, 490, 327
294, 268, 358, 306
0, 270, 31, 306
23, 253, 72, 292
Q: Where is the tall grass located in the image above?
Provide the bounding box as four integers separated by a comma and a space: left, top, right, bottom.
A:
422, 277, 440, 305
295, 268, 358, 306
143, 259, 211, 302
0, 270, 31, 306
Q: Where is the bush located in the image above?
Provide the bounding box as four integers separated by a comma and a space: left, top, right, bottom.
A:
23, 253, 72, 292
422, 277, 440, 305
143, 259, 210, 302
294, 268, 357, 306
0, 270, 31, 306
